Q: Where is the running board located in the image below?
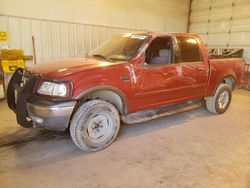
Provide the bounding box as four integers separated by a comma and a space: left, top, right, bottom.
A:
121, 100, 202, 124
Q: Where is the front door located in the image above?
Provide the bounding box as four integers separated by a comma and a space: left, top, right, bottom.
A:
135, 36, 182, 110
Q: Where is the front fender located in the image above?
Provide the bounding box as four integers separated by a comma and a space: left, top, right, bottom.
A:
74, 85, 129, 114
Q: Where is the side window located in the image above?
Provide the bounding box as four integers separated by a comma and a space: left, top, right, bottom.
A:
176, 36, 202, 63
145, 37, 173, 65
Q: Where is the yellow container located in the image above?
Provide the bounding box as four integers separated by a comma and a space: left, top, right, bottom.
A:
0, 49, 25, 73
1, 59, 25, 73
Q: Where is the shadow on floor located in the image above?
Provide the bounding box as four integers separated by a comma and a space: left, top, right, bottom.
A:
0, 106, 212, 171
0, 128, 69, 148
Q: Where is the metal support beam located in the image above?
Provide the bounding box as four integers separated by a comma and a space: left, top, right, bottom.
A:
187, 0, 193, 33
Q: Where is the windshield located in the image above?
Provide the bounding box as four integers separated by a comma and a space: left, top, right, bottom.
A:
89, 34, 148, 61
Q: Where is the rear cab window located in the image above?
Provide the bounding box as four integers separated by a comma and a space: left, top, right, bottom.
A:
176, 36, 202, 63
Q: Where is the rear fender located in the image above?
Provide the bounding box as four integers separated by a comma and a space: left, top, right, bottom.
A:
209, 74, 236, 96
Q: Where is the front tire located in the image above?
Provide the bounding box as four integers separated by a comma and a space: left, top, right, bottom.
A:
206, 84, 232, 114
70, 100, 120, 152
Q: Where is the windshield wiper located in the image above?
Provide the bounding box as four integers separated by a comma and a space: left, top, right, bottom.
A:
92, 54, 113, 62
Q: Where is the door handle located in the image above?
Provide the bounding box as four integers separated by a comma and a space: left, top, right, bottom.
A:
164, 71, 174, 76
120, 76, 130, 81
198, 67, 204, 72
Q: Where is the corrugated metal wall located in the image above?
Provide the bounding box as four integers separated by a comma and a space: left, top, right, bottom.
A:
0, 14, 143, 64
0, 14, 144, 87
189, 0, 250, 63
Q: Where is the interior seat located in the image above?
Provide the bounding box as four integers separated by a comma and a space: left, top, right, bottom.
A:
150, 49, 170, 65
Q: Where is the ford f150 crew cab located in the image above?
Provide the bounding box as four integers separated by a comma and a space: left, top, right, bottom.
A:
7, 32, 244, 151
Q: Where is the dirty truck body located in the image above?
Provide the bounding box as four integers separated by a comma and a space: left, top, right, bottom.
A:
7, 32, 244, 151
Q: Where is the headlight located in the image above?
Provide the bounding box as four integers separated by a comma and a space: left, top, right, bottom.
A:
37, 81, 71, 97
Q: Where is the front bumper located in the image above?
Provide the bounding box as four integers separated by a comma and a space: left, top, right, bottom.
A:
27, 99, 76, 131
7, 68, 76, 131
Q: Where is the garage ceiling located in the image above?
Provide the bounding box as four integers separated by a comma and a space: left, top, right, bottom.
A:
190, 0, 250, 63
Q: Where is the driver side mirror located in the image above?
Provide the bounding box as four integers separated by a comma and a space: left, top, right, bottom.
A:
141, 52, 149, 67
143, 62, 149, 67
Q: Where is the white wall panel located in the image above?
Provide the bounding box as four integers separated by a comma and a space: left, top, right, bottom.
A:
60, 22, 70, 59
190, 0, 250, 63
8, 17, 22, 49
235, 0, 250, 4
68, 23, 77, 58
209, 21, 231, 33
233, 4, 250, 18
207, 33, 230, 46
211, 0, 233, 7
20, 18, 32, 55
41, 21, 53, 61
76, 24, 85, 58
0, 14, 148, 65
0, 14, 146, 66
31, 20, 44, 63
191, 0, 211, 11
230, 32, 250, 46
83, 25, 93, 54
0, 0, 189, 32
190, 10, 210, 23
98, 26, 107, 45
51, 22, 61, 59
91, 26, 99, 50
0, 16, 7, 32
0, 16, 8, 52
231, 19, 250, 32
210, 6, 233, 21
189, 22, 208, 34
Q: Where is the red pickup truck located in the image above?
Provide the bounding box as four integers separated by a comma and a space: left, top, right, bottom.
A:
7, 32, 244, 151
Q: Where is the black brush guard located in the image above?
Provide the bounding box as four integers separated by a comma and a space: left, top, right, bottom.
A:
7, 68, 37, 128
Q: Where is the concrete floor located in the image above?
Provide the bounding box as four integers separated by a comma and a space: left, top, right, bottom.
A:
0, 89, 249, 188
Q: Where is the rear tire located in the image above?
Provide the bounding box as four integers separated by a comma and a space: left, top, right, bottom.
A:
206, 84, 232, 114
70, 100, 120, 152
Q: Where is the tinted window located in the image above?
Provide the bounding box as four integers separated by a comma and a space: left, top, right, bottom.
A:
89, 34, 148, 61
176, 37, 202, 63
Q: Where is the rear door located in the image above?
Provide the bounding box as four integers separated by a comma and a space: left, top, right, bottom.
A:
175, 35, 209, 99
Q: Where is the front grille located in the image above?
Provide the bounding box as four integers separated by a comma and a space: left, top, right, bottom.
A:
20, 70, 32, 87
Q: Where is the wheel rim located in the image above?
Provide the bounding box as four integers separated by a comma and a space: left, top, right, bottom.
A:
218, 91, 229, 109
86, 113, 114, 142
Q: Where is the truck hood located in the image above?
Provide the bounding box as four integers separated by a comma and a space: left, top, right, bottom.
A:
30, 58, 120, 79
